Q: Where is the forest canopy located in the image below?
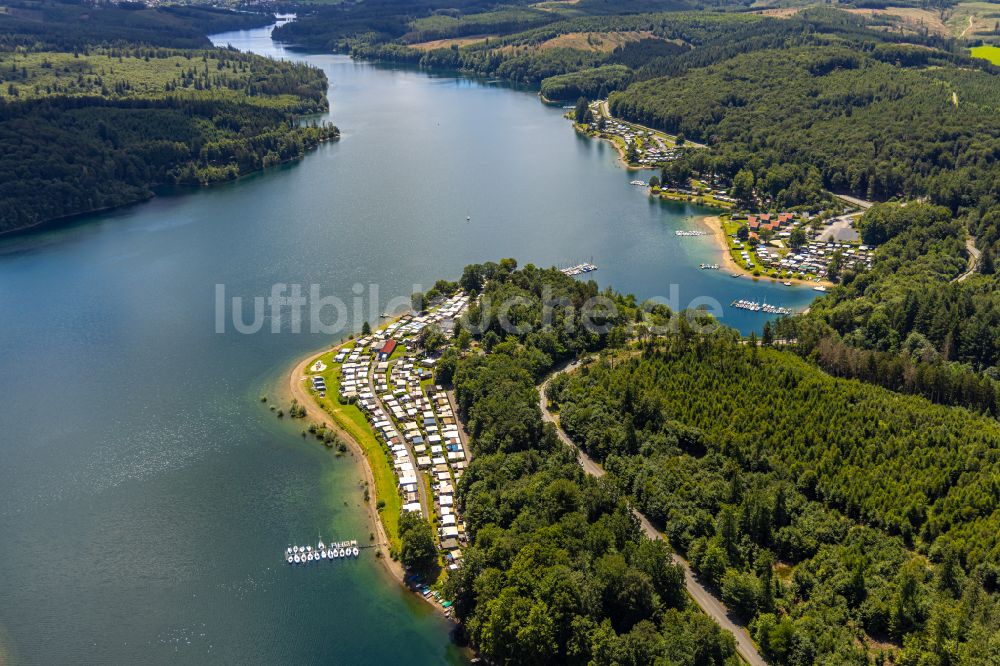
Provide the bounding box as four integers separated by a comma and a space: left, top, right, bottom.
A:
547, 335, 1000, 664
0, 4, 338, 234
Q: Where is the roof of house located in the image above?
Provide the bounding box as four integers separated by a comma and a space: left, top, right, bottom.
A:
380, 339, 397, 356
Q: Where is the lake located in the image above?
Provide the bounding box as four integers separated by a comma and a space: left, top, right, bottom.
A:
0, 21, 814, 665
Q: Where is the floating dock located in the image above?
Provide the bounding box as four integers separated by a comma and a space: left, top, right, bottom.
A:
675, 230, 707, 237
730, 300, 793, 316
285, 539, 361, 565
700, 263, 720, 270
561, 263, 598, 277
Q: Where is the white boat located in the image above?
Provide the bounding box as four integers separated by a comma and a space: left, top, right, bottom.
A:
293, 546, 299, 553
286, 547, 292, 555
352, 547, 359, 557
332, 549, 340, 558
294, 554, 301, 563
339, 548, 346, 557
320, 550, 327, 559
813, 286, 827, 292
306, 545, 312, 552
327, 549, 334, 559
318, 539, 325, 550
783, 281, 792, 286
287, 556, 293, 564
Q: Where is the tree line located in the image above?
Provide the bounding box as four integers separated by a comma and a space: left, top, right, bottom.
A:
438, 261, 740, 665
547, 334, 1000, 664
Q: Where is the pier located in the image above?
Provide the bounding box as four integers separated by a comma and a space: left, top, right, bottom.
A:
285, 538, 362, 565
730, 299, 793, 316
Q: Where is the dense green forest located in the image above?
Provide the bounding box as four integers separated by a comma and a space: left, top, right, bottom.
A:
439, 261, 740, 665
547, 335, 1000, 664
539, 65, 635, 101
0, 2, 338, 234
0, 0, 271, 50
608, 42, 995, 203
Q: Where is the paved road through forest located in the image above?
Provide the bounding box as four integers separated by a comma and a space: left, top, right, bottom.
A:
539, 363, 768, 666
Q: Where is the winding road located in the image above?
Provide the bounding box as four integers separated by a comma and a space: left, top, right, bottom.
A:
539, 363, 767, 666
955, 234, 982, 283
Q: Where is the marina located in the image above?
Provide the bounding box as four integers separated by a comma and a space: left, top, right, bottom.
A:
560, 262, 598, 276
730, 299, 794, 316
285, 538, 362, 565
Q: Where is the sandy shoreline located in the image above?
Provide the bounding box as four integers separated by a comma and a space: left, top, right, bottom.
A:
572, 122, 652, 172
698, 215, 833, 288
281, 339, 457, 623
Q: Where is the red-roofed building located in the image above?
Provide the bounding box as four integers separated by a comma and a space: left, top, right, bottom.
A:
378, 339, 398, 360
747, 215, 760, 230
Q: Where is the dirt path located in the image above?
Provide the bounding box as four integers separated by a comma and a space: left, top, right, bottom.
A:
539, 364, 768, 666
955, 234, 981, 283
961, 14, 974, 38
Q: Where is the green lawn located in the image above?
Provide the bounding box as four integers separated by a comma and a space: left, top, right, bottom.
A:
970, 44, 1000, 65
306, 352, 403, 551
0, 49, 305, 109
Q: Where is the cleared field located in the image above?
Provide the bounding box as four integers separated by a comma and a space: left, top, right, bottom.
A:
971, 43, 1000, 63
0, 49, 304, 108
409, 35, 496, 50
751, 7, 805, 18
946, 1, 1000, 40
848, 2, 1000, 41
538, 30, 656, 53
847, 7, 949, 36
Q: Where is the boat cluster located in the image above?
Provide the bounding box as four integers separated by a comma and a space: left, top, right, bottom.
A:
699, 263, 720, 270
560, 263, 598, 276
675, 230, 707, 237
286, 539, 359, 565
730, 300, 793, 315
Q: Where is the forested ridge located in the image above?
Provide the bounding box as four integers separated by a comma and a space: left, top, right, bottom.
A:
0, 0, 271, 50
547, 335, 1000, 664
435, 262, 739, 665
0, 2, 338, 234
